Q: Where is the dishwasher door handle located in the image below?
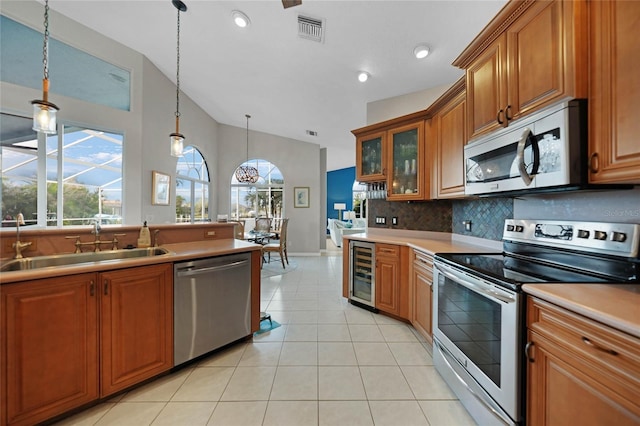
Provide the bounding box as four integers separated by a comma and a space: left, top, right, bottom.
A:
176, 259, 249, 277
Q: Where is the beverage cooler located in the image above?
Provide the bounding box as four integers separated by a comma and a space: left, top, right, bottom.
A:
348, 240, 376, 311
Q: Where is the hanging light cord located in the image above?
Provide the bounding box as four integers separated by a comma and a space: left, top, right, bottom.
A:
245, 114, 251, 161
175, 7, 181, 125
42, 0, 50, 81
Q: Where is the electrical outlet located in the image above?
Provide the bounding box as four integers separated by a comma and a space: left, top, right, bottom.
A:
463, 220, 472, 232
392, 217, 398, 225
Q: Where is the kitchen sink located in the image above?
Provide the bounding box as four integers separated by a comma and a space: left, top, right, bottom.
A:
0, 247, 173, 272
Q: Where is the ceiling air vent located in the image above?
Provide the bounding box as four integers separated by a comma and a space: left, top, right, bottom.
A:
298, 15, 324, 43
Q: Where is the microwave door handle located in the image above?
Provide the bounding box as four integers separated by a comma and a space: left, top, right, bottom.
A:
516, 129, 539, 186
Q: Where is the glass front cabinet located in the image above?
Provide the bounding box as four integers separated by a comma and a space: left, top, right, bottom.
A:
355, 131, 386, 182
387, 121, 425, 200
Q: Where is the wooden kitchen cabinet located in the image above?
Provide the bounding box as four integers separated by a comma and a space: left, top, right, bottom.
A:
356, 130, 386, 182
1, 274, 99, 426
410, 249, 433, 342
99, 263, 173, 396
387, 121, 426, 201
352, 112, 431, 201
1, 263, 174, 425
588, 0, 640, 184
432, 79, 467, 198
455, 0, 588, 141
375, 244, 409, 319
526, 297, 640, 425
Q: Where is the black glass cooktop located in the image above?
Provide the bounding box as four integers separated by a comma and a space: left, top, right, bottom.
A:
435, 251, 639, 288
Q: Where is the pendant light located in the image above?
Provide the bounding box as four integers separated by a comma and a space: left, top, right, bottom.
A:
235, 114, 259, 183
31, 0, 59, 134
170, 0, 187, 157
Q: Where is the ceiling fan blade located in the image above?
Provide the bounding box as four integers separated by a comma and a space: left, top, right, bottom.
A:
282, 0, 302, 9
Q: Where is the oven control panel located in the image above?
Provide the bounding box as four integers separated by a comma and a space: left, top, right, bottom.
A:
503, 219, 640, 258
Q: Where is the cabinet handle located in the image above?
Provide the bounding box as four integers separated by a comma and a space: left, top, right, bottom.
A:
582, 337, 618, 356
524, 341, 535, 363
496, 109, 504, 125
90, 280, 95, 297
505, 105, 513, 121
589, 153, 599, 173
104, 279, 109, 295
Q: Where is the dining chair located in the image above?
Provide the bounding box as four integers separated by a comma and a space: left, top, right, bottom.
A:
233, 220, 245, 240
262, 218, 289, 268
271, 218, 283, 239
254, 217, 272, 232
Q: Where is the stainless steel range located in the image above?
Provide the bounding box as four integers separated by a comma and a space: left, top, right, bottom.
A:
433, 219, 640, 425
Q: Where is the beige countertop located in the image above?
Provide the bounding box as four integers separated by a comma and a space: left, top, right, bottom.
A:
0, 239, 261, 285
524, 283, 640, 339
342, 228, 503, 255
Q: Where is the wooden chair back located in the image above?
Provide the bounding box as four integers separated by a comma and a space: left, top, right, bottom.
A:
233, 220, 245, 239
255, 217, 272, 232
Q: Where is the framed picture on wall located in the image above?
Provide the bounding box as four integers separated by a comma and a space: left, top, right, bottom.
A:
152, 171, 171, 205
294, 186, 310, 208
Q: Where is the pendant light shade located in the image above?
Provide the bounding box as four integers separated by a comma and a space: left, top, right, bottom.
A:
170, 0, 187, 157
31, 0, 59, 134
235, 114, 259, 184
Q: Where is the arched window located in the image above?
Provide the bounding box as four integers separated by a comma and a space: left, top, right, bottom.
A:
231, 159, 283, 220
175, 146, 210, 223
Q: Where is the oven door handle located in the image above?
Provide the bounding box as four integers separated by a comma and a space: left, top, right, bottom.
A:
434, 263, 516, 304
434, 339, 513, 426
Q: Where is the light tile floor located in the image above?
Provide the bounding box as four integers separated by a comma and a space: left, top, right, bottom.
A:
56, 256, 476, 426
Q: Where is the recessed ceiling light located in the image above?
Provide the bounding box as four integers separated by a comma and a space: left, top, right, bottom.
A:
413, 44, 430, 59
232, 10, 250, 28
358, 71, 369, 83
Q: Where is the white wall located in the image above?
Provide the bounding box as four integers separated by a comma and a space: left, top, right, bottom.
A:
366, 82, 452, 124
216, 124, 323, 255
1, 1, 326, 254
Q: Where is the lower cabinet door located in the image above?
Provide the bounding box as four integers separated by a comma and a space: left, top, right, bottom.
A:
99, 264, 173, 397
527, 330, 640, 425
2, 274, 99, 426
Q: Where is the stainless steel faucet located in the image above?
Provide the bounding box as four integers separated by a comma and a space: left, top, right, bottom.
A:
92, 220, 102, 239
13, 213, 32, 259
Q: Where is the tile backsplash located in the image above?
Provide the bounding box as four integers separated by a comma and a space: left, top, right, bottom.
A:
367, 199, 453, 232
366, 187, 638, 242
367, 197, 513, 241
452, 197, 514, 241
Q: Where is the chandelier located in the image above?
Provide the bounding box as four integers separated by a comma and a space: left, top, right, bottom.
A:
31, 0, 59, 134
170, 0, 187, 157
235, 114, 259, 183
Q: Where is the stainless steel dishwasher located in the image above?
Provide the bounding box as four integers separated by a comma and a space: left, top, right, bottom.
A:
174, 252, 252, 366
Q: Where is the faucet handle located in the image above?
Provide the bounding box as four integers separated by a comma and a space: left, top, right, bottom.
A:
65, 235, 82, 253
112, 233, 126, 250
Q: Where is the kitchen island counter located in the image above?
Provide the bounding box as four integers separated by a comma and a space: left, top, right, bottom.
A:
0, 238, 261, 284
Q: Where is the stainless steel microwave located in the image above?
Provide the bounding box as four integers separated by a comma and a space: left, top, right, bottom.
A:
464, 100, 587, 196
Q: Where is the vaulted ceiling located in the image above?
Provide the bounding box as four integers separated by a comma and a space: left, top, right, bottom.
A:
47, 0, 507, 171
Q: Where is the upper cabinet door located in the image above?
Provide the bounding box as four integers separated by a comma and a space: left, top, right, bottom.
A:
588, 0, 640, 184
466, 34, 508, 140
356, 131, 386, 182
435, 91, 467, 198
460, 0, 588, 142
387, 121, 426, 201
507, 0, 586, 121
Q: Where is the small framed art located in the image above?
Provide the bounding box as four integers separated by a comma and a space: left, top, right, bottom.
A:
293, 186, 310, 208
152, 171, 171, 205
